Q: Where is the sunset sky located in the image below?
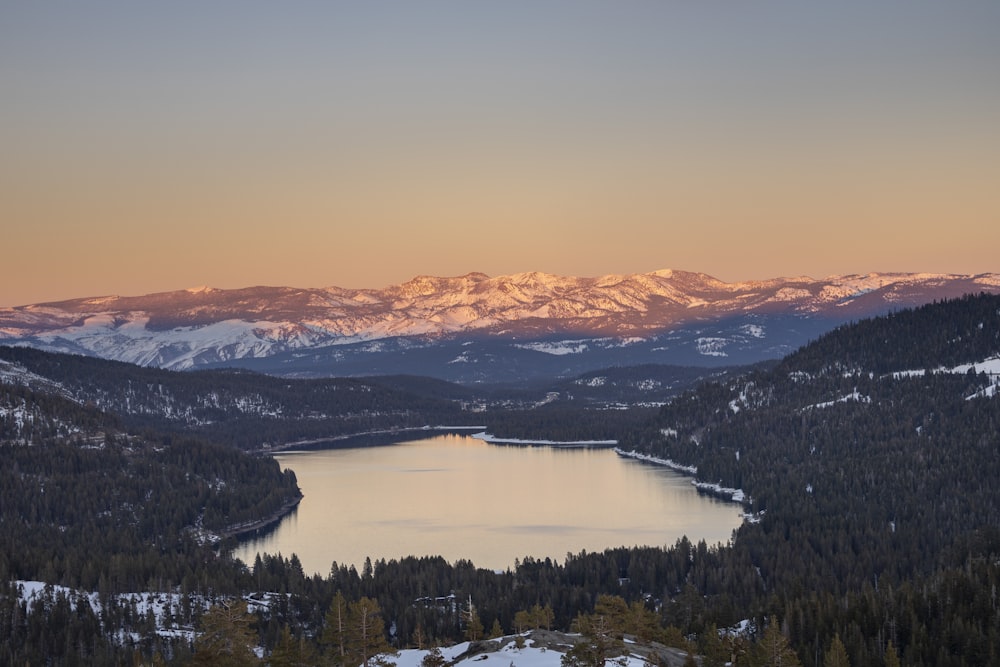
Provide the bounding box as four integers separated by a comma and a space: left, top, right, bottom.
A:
2, 2, 998, 307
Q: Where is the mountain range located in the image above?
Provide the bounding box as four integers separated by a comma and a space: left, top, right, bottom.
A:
3, 269, 998, 382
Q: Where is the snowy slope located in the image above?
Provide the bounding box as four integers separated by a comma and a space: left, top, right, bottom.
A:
2, 270, 998, 373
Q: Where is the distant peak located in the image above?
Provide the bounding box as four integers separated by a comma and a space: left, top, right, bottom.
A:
185, 286, 216, 294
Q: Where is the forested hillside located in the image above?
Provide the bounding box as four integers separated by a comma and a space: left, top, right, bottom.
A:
623, 292, 1000, 664
0, 346, 697, 446
0, 347, 471, 449
0, 375, 304, 664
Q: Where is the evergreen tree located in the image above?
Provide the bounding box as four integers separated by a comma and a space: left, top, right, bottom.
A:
191, 600, 260, 667
563, 613, 626, 667
268, 625, 318, 667
348, 596, 394, 667
753, 618, 801, 667
700, 624, 730, 667
463, 597, 484, 642
322, 591, 350, 666
883, 643, 900, 667
823, 635, 850, 667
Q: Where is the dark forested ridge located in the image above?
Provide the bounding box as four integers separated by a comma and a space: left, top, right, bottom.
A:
0, 347, 474, 449
0, 346, 733, 446
2, 293, 1000, 665
622, 292, 1000, 664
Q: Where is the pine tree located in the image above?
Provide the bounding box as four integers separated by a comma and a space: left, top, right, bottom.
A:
563, 613, 625, 667
321, 591, 350, 666
700, 624, 730, 667
348, 596, 394, 667
531, 603, 555, 631
883, 642, 901, 667
754, 617, 801, 667
411, 623, 427, 650
823, 634, 850, 667
191, 600, 260, 667
463, 597, 484, 642
268, 625, 318, 667
514, 609, 532, 633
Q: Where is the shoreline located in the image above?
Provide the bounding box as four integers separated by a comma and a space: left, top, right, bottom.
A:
252, 425, 488, 454
614, 448, 750, 506
218, 492, 304, 541
471, 432, 618, 448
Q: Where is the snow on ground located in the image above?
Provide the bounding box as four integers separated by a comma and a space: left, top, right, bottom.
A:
514, 341, 590, 356
473, 432, 617, 447
695, 337, 728, 357
894, 355, 1000, 379
805, 390, 871, 410
967, 384, 999, 400
0, 359, 64, 390
392, 636, 650, 667
617, 443, 748, 504
692, 481, 746, 504
12, 580, 286, 644
950, 356, 1000, 375
0, 404, 30, 432
614, 449, 697, 475
891, 356, 1000, 400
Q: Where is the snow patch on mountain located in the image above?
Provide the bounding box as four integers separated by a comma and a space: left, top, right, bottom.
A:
515, 341, 590, 356
696, 338, 729, 357
805, 390, 871, 410
893, 356, 1000, 380
27, 317, 330, 370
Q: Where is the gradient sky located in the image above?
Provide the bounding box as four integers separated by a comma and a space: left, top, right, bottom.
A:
2, 2, 998, 307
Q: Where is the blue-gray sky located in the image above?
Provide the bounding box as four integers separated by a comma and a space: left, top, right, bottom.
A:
2, 2, 998, 306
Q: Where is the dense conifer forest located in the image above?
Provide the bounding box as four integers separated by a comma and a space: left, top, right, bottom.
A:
2, 293, 999, 665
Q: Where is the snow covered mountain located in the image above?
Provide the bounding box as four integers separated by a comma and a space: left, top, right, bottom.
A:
2, 270, 998, 380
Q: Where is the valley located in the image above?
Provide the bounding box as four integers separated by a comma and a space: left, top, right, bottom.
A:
1, 292, 999, 665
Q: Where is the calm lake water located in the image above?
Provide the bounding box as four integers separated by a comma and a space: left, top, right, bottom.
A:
234, 434, 743, 575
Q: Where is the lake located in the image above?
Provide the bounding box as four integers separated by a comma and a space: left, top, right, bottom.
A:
233, 433, 743, 574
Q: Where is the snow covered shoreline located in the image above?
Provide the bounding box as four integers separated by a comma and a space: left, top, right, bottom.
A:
472, 432, 618, 448
614, 448, 748, 506
613, 448, 698, 475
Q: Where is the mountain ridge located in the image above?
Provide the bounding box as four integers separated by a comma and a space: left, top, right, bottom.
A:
2, 269, 998, 376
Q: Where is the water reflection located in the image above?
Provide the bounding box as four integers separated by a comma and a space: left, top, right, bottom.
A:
234, 434, 742, 575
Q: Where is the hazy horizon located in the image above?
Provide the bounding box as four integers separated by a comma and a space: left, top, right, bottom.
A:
3, 2, 998, 307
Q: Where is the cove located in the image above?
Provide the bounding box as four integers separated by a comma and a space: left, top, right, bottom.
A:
234, 434, 743, 575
